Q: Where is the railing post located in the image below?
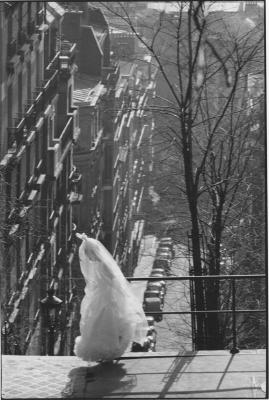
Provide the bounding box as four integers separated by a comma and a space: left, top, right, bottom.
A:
230, 279, 239, 354
189, 268, 197, 351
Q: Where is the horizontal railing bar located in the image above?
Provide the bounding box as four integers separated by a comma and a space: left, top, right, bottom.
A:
144, 310, 266, 315
127, 274, 265, 281
117, 354, 195, 359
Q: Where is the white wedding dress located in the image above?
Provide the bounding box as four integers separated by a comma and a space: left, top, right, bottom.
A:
74, 234, 148, 362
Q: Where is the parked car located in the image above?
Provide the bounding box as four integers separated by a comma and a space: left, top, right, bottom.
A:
146, 325, 157, 351
146, 316, 155, 326
131, 326, 157, 352
156, 246, 172, 256
147, 281, 165, 297
144, 289, 164, 306
145, 336, 156, 352
149, 272, 166, 283
143, 297, 163, 322
146, 316, 157, 351
150, 267, 166, 275
131, 341, 148, 352
150, 270, 165, 277
156, 250, 172, 260
159, 237, 175, 257
147, 325, 157, 339
153, 258, 171, 273
160, 236, 173, 243
150, 273, 166, 293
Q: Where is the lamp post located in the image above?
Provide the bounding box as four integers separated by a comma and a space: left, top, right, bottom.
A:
1, 321, 10, 354
40, 288, 62, 355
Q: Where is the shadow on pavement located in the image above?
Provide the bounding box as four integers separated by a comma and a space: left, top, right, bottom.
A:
61, 361, 137, 398
157, 350, 196, 398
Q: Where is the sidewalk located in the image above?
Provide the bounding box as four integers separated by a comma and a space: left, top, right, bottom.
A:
156, 243, 193, 351
2, 350, 266, 398
130, 234, 158, 304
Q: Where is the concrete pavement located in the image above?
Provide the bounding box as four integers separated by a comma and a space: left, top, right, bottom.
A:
2, 350, 266, 398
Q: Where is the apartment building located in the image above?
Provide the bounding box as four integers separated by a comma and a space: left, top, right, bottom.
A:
61, 4, 156, 274
0, 2, 80, 355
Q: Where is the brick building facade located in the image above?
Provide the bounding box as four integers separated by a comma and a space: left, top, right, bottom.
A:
61, 4, 156, 274
0, 1, 156, 356
0, 2, 80, 355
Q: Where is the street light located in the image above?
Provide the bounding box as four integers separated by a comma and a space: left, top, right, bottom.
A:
40, 288, 62, 355
1, 321, 21, 354
1, 321, 10, 354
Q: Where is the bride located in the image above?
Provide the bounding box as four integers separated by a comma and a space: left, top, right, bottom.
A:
74, 233, 148, 362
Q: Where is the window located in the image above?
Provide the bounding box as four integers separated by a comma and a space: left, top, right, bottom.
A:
96, 108, 100, 135
19, 147, 27, 193
47, 115, 54, 144
29, 141, 36, 177
27, 61, 31, 101
7, 84, 13, 127
7, 13, 13, 46
35, 130, 40, 164
44, 29, 50, 68
50, 27, 57, 60
27, 2, 32, 23
16, 237, 22, 281
16, 164, 21, 198
10, 168, 18, 211
36, 49, 40, 88
18, 3, 22, 31
68, 85, 72, 112
103, 191, 112, 226
103, 144, 113, 182
18, 70, 22, 115
35, 117, 44, 168
26, 146, 30, 183
50, 234, 57, 277
20, 236, 27, 272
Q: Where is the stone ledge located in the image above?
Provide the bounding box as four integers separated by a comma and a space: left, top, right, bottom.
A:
2, 350, 266, 399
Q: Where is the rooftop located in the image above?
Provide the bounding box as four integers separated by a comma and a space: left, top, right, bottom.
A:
2, 350, 266, 398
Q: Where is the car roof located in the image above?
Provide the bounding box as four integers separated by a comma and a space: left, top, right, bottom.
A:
156, 253, 171, 258
144, 289, 161, 294
153, 256, 170, 268
144, 297, 161, 304
151, 268, 165, 272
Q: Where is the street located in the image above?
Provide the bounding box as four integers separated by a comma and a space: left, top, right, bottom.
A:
155, 244, 193, 351
131, 236, 193, 352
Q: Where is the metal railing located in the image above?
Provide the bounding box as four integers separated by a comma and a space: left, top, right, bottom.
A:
127, 274, 266, 354
1, 273, 265, 356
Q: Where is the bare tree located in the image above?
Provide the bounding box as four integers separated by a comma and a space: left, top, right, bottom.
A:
100, 1, 265, 349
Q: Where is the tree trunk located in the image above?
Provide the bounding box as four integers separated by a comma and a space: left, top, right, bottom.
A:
205, 215, 223, 349
182, 127, 207, 349
189, 198, 207, 349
